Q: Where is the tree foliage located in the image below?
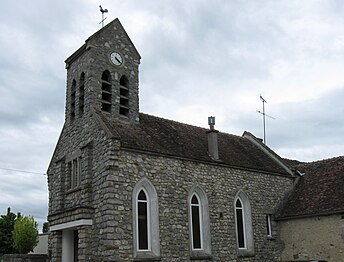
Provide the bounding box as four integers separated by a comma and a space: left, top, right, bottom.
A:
12, 216, 39, 254
42, 222, 49, 233
0, 208, 19, 255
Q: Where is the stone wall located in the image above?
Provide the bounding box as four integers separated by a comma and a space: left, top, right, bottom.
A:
279, 214, 344, 262
1, 254, 48, 262
87, 149, 294, 261
31, 234, 48, 254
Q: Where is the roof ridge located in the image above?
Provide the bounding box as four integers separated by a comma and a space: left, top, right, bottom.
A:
139, 112, 242, 139
302, 155, 344, 165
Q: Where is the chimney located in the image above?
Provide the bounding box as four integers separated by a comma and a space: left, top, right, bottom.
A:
207, 116, 219, 160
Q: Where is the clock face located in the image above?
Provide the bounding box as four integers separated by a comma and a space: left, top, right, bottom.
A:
110, 52, 123, 66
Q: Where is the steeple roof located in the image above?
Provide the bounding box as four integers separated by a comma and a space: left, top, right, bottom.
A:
65, 18, 140, 67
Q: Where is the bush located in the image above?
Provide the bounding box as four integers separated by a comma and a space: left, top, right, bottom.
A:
12, 216, 39, 254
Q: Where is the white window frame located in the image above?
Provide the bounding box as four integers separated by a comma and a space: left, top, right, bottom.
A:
68, 157, 81, 189
188, 185, 212, 259
233, 190, 255, 257
132, 178, 160, 260
266, 214, 272, 237
136, 188, 151, 251
190, 193, 203, 250
235, 198, 246, 249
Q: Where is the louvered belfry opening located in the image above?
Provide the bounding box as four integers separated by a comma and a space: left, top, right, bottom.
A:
79, 72, 85, 115
70, 79, 76, 119
119, 75, 129, 117
101, 70, 112, 113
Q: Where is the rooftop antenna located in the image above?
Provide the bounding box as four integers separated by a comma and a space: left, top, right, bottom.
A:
257, 95, 275, 144
99, 5, 108, 28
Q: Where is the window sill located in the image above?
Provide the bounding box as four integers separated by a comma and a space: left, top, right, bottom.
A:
237, 249, 255, 257
66, 186, 82, 194
133, 251, 160, 261
190, 250, 212, 260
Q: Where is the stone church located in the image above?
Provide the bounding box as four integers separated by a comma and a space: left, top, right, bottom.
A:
47, 18, 298, 261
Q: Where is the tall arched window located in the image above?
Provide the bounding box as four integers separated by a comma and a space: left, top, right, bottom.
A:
190, 193, 202, 250
188, 186, 211, 259
119, 75, 129, 117
234, 191, 254, 257
101, 70, 112, 113
235, 198, 246, 248
79, 72, 85, 115
132, 178, 160, 260
137, 189, 150, 250
70, 79, 76, 119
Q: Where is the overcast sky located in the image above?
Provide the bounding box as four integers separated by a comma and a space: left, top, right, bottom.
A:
0, 0, 343, 230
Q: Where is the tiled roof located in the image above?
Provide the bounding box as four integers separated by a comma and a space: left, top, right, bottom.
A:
277, 156, 344, 219
98, 112, 291, 176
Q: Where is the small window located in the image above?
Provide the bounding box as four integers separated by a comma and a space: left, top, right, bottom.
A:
119, 75, 129, 117
101, 71, 112, 113
79, 72, 85, 115
70, 79, 76, 118
266, 215, 272, 237
68, 157, 81, 189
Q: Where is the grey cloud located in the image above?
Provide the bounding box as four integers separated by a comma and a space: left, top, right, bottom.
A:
1, 0, 344, 228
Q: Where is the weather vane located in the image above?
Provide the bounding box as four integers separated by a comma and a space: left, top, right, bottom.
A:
257, 95, 275, 144
99, 5, 108, 28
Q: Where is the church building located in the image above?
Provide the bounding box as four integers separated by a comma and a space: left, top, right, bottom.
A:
47, 18, 298, 261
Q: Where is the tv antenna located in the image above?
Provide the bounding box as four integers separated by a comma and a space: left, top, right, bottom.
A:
99, 5, 108, 28
257, 95, 275, 144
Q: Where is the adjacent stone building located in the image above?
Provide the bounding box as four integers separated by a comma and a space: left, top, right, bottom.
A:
277, 156, 344, 262
47, 18, 298, 261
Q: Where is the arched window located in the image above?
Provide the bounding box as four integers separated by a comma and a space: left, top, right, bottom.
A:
234, 191, 254, 257
235, 198, 245, 248
137, 189, 150, 250
70, 79, 76, 119
119, 75, 129, 117
188, 186, 211, 258
132, 178, 160, 260
101, 70, 112, 113
190, 193, 202, 249
120, 75, 129, 88
79, 72, 85, 115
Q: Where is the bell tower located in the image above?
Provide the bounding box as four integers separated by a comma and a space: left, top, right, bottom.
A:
64, 18, 141, 125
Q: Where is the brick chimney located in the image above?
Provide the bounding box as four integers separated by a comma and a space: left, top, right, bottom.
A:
207, 116, 219, 160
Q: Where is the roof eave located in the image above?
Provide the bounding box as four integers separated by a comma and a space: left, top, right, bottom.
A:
276, 209, 344, 221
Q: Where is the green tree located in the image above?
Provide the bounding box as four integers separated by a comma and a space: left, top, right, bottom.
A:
0, 207, 18, 255
12, 216, 39, 254
42, 222, 49, 233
